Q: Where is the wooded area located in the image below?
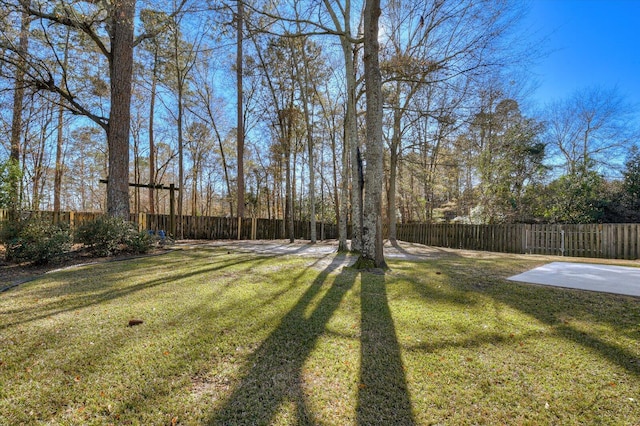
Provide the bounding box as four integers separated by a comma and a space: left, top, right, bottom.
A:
1, 0, 639, 264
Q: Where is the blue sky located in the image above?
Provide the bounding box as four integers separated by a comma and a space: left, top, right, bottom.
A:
523, 0, 640, 107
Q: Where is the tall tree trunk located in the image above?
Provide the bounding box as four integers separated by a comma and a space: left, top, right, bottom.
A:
330, 129, 341, 236
236, 0, 245, 219
32, 108, 51, 211
285, 142, 294, 242
357, 0, 386, 269
148, 47, 158, 214
322, 0, 359, 251
107, 0, 136, 219
192, 165, 199, 216
53, 98, 65, 212
177, 82, 184, 234
294, 44, 317, 243
344, 44, 361, 252
211, 123, 234, 216
54, 29, 70, 213
339, 126, 349, 251
9, 6, 30, 219
387, 86, 402, 242
133, 129, 140, 213
307, 122, 316, 242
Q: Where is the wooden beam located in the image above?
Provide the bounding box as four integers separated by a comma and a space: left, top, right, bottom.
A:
99, 179, 179, 191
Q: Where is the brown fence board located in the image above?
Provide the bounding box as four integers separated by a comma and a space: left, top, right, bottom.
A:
0, 210, 339, 242
394, 222, 640, 260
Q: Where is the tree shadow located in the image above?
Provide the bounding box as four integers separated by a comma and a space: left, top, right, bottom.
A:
207, 253, 355, 425
421, 258, 640, 378
357, 271, 415, 425
488, 283, 640, 377
389, 239, 457, 261
0, 251, 265, 331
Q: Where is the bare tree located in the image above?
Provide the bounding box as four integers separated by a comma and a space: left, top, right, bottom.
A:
381, 0, 528, 238
545, 86, 639, 177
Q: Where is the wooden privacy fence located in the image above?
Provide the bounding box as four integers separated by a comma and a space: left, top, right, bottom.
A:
137, 214, 338, 241
396, 222, 640, 260
0, 210, 339, 242
4, 209, 640, 260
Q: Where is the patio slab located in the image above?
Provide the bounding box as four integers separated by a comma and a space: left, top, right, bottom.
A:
508, 262, 640, 297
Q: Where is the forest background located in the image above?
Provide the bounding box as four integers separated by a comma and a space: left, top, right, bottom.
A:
1, 0, 640, 246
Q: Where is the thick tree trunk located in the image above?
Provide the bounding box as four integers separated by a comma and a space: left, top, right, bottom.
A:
356, 0, 386, 269
107, 0, 136, 219
236, 0, 245, 219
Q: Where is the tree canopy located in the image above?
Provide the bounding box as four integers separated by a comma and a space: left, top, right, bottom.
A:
1, 0, 639, 252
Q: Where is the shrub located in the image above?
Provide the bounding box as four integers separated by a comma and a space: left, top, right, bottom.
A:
125, 229, 154, 254
3, 219, 72, 265
76, 216, 152, 256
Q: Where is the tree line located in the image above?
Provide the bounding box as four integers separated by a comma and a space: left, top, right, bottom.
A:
1, 0, 639, 265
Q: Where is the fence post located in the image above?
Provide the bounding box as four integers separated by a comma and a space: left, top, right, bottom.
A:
137, 212, 145, 231
252, 217, 257, 240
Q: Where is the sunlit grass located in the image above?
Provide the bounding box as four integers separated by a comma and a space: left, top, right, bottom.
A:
1, 247, 638, 425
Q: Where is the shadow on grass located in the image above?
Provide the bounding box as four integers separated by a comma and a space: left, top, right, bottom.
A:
389, 239, 455, 260
207, 253, 355, 424
0, 251, 265, 331
488, 283, 640, 377
424, 258, 640, 378
208, 258, 417, 425
357, 271, 415, 425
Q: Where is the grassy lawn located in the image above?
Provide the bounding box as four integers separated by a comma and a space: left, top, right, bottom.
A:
1, 245, 639, 425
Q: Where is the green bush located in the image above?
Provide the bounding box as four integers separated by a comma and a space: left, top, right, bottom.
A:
125, 229, 154, 254
76, 216, 152, 256
3, 219, 72, 265
0, 218, 23, 244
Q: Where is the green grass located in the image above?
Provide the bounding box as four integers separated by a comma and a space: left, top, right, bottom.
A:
1, 247, 639, 425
